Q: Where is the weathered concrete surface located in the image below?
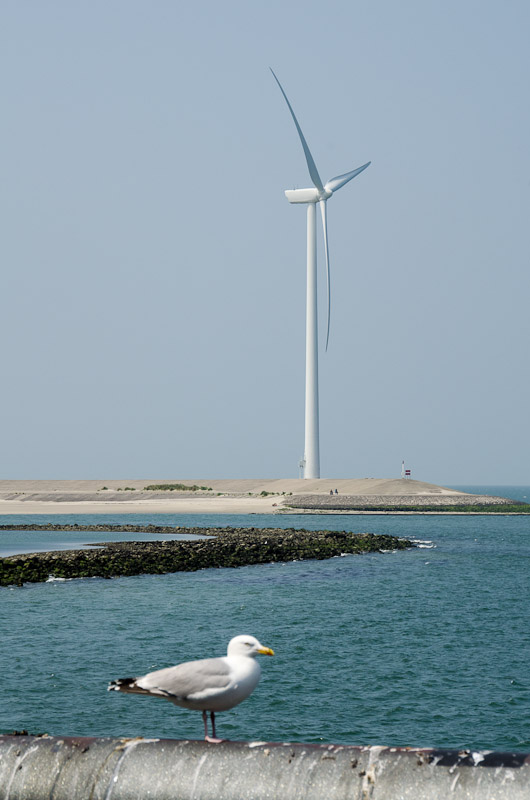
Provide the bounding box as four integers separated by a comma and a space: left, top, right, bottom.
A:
0, 735, 529, 800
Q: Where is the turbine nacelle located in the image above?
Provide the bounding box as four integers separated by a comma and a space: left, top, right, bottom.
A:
285, 187, 330, 204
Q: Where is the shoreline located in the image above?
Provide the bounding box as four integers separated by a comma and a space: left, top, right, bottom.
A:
1, 498, 526, 516
0, 502, 527, 517
0, 496, 525, 517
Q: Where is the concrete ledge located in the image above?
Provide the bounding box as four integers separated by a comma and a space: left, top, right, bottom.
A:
1, 735, 529, 799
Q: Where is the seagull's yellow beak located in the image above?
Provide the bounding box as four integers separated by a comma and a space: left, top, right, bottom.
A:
258, 646, 274, 656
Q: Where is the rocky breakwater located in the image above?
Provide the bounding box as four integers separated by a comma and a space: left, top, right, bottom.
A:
0, 527, 413, 586
285, 494, 523, 512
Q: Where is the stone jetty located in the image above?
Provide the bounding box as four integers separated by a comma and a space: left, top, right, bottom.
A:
0, 527, 413, 586
285, 493, 520, 511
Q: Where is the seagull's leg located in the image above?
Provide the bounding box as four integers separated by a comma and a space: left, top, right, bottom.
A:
204, 710, 224, 744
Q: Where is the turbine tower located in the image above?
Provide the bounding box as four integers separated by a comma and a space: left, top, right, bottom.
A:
272, 70, 370, 479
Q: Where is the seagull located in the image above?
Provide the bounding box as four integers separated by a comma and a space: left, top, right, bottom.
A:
108, 634, 274, 742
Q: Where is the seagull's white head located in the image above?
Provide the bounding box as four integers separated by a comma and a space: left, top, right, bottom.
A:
227, 635, 274, 658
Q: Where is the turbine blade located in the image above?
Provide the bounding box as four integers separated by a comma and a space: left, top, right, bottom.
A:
324, 161, 371, 193
271, 69, 324, 193
319, 199, 331, 351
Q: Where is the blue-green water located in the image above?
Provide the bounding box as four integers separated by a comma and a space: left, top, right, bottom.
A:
0, 527, 207, 557
1, 486, 529, 750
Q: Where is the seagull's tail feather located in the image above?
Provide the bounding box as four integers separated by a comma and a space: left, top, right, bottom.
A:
108, 677, 149, 695
108, 676, 180, 699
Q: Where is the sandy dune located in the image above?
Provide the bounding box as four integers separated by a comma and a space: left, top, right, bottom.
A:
0, 477, 470, 515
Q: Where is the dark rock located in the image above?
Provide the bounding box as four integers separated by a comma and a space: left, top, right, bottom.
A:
0, 527, 413, 586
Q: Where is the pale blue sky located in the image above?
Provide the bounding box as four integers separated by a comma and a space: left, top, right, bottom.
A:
2, 1, 529, 483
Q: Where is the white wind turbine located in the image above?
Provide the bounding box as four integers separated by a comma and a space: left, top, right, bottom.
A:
271, 69, 370, 479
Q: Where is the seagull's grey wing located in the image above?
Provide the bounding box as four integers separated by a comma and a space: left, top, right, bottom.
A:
137, 657, 232, 700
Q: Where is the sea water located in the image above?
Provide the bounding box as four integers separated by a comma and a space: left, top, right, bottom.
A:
0, 486, 529, 750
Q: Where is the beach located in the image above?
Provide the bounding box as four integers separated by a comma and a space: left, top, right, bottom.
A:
0, 494, 281, 515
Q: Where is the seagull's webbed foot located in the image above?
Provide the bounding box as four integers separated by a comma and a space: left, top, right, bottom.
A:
202, 710, 225, 743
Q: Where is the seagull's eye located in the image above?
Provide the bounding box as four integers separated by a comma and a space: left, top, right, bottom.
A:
244, 642, 253, 647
